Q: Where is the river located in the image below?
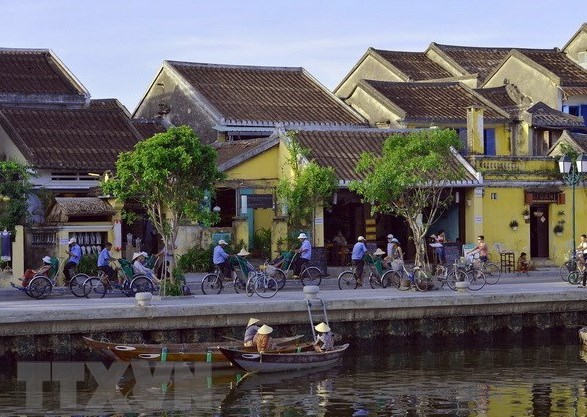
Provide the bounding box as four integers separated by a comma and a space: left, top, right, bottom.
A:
1, 339, 586, 416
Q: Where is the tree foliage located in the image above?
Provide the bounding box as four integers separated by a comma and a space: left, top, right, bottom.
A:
277, 133, 338, 243
103, 125, 225, 265
350, 129, 465, 268
0, 161, 32, 233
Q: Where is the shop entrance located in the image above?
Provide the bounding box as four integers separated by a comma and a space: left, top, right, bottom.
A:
529, 204, 549, 258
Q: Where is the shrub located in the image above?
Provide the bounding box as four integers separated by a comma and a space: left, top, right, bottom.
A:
251, 228, 272, 259
77, 254, 98, 275
176, 245, 212, 273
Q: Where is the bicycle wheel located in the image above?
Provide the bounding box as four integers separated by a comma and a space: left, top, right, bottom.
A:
84, 277, 106, 298
434, 265, 447, 288
301, 267, 322, 286
560, 260, 575, 281
483, 262, 501, 285
69, 273, 88, 297
245, 276, 256, 297
256, 276, 278, 298
567, 270, 581, 285
467, 270, 486, 291
369, 273, 382, 289
130, 276, 154, 295
201, 274, 223, 295
383, 270, 401, 289
28, 276, 52, 299
337, 271, 357, 290
413, 269, 429, 291
233, 275, 247, 293
272, 269, 287, 290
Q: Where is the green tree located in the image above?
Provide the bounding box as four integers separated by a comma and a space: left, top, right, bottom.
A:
350, 129, 466, 269
0, 161, 32, 233
103, 126, 225, 283
277, 133, 338, 245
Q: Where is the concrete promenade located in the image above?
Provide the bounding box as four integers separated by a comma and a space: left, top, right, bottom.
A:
1, 266, 587, 355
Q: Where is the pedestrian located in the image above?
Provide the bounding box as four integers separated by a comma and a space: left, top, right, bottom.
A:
64, 237, 81, 284
385, 238, 404, 271
434, 230, 446, 264
351, 236, 368, 287
386, 234, 395, 259
577, 234, 587, 287
293, 233, 312, 278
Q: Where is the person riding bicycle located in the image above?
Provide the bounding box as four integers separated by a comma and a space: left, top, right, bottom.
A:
467, 235, 488, 263
64, 237, 81, 284
213, 239, 234, 279
293, 233, 312, 278
98, 242, 119, 286
351, 236, 368, 287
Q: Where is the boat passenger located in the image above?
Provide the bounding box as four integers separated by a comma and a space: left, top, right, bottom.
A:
255, 324, 276, 352
314, 322, 334, 352
244, 317, 261, 347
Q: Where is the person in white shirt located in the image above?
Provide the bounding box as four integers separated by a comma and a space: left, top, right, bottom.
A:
314, 322, 334, 352
132, 252, 160, 284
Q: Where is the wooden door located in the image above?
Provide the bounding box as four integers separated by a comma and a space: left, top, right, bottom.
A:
530, 205, 549, 258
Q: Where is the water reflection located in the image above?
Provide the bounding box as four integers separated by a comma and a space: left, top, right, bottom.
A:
1, 343, 587, 416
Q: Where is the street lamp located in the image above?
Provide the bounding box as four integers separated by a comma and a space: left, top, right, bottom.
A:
558, 154, 587, 267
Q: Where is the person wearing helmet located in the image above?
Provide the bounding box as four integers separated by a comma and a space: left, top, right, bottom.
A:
293, 233, 312, 278
213, 239, 233, 279
314, 322, 334, 352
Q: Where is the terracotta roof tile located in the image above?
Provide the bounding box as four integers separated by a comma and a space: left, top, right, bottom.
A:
295, 129, 479, 184
214, 137, 269, 166
131, 119, 167, 139
168, 62, 365, 126
0, 48, 83, 96
526, 102, 584, 127
372, 49, 453, 80
566, 131, 587, 152
474, 85, 522, 116
0, 101, 143, 171
521, 51, 587, 86
365, 81, 508, 123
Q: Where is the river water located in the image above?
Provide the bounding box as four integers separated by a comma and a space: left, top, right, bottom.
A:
1, 340, 587, 416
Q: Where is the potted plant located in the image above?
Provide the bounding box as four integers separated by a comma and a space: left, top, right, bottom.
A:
509, 220, 519, 231
553, 224, 564, 236
522, 209, 530, 223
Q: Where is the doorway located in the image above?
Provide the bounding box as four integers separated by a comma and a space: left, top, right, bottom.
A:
529, 205, 549, 258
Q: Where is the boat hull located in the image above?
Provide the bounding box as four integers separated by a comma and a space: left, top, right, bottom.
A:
219, 343, 349, 373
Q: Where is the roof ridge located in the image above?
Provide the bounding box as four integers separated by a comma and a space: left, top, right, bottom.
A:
433, 43, 558, 52
166, 60, 304, 72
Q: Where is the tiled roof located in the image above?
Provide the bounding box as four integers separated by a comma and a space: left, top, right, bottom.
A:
364, 81, 509, 123
0, 100, 144, 170
214, 137, 272, 167
167, 61, 365, 126
432, 44, 557, 81
295, 129, 480, 184
0, 48, 85, 96
566, 131, 587, 152
131, 119, 167, 139
526, 102, 584, 128
474, 85, 522, 116
372, 49, 453, 80
521, 50, 587, 86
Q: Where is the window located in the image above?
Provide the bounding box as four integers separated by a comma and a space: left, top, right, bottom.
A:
483, 129, 496, 156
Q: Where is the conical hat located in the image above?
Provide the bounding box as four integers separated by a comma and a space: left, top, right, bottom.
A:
237, 248, 250, 256
257, 324, 273, 335
373, 248, 386, 256
315, 322, 331, 333
247, 317, 260, 327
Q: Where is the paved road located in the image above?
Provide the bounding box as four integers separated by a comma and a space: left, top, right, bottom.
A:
0, 265, 573, 302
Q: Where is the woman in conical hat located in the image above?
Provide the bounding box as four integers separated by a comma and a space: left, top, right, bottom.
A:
255, 324, 276, 352
244, 317, 262, 347
314, 322, 334, 352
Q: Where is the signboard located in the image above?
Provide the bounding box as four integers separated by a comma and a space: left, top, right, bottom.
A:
247, 194, 273, 209
524, 190, 562, 204
444, 243, 461, 265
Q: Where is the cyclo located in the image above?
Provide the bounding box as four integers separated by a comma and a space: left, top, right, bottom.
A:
201, 255, 249, 295
10, 257, 88, 299
268, 250, 323, 289
82, 258, 156, 298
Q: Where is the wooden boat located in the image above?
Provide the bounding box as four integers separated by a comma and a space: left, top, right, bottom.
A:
83, 335, 307, 366
218, 343, 349, 373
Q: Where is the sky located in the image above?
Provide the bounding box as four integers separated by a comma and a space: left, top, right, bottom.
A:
2, 1, 585, 112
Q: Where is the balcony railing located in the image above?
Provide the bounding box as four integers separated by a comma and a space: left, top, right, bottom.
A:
467, 155, 561, 181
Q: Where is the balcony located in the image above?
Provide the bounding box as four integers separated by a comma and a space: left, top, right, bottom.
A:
467, 155, 561, 182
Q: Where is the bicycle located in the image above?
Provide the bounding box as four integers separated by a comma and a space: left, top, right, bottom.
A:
337, 254, 392, 290
201, 258, 246, 295
432, 262, 468, 291
463, 252, 501, 285
560, 251, 578, 281
387, 262, 430, 291
452, 258, 487, 291
10, 257, 88, 299
83, 259, 155, 298
245, 269, 278, 298
270, 251, 323, 288
566, 253, 586, 285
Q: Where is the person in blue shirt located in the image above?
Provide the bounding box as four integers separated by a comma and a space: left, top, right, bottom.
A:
351, 236, 368, 287
64, 237, 82, 284
293, 233, 312, 278
97, 242, 118, 285
213, 239, 233, 279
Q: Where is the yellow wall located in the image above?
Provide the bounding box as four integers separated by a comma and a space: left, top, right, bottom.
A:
225, 146, 279, 181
